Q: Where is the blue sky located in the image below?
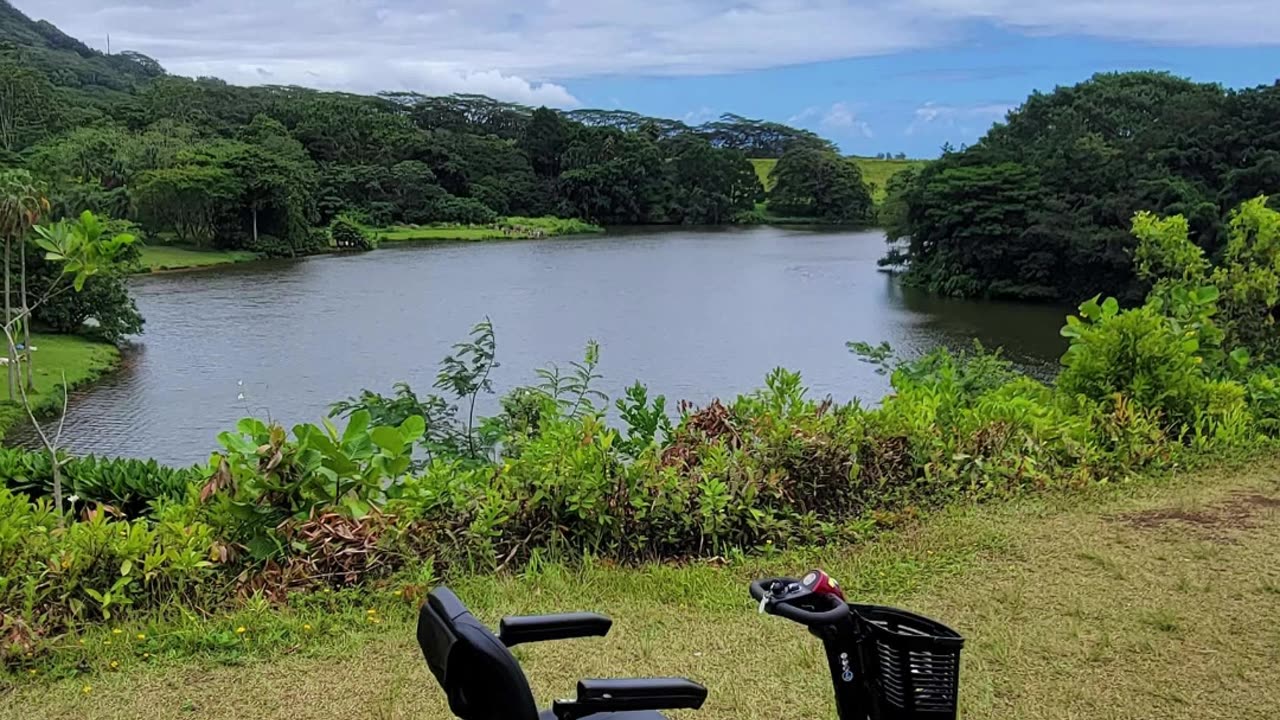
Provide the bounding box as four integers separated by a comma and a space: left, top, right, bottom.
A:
23, 1, 1280, 157
573, 30, 1280, 157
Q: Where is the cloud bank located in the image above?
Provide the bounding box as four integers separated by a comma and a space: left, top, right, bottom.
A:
18, 1, 1280, 104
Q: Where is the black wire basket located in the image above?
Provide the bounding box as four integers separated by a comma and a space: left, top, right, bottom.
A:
850, 604, 965, 720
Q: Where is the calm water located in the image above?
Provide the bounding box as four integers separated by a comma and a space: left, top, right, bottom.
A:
44, 227, 1067, 465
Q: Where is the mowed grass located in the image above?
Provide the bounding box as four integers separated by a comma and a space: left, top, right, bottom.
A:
138, 246, 261, 272
378, 217, 602, 242
378, 225, 510, 241
0, 333, 119, 439
751, 157, 926, 203
6, 460, 1280, 719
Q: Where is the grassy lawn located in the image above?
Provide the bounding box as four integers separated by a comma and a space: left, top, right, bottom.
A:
5, 460, 1278, 719
378, 225, 510, 241
751, 157, 926, 203
0, 334, 120, 439
138, 246, 261, 272
377, 217, 603, 243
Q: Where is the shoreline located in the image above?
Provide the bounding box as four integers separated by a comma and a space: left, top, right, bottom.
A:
0, 335, 122, 441
136, 220, 884, 274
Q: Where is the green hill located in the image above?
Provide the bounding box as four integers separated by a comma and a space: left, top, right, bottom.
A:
751, 156, 926, 202
0, 0, 164, 93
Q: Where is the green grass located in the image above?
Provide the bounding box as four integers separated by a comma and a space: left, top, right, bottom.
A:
0, 334, 120, 440
138, 246, 262, 272
751, 157, 927, 203
377, 216, 603, 243
6, 459, 1279, 719
379, 226, 504, 241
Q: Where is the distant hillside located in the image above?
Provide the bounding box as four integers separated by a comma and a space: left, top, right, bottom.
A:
0, 0, 163, 93
751, 157, 926, 203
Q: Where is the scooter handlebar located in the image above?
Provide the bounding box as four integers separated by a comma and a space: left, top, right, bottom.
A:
751, 577, 851, 627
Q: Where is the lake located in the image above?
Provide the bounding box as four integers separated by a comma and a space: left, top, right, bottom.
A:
45, 226, 1068, 465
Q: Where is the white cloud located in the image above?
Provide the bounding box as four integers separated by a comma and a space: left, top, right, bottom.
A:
13, 1, 1280, 102
790, 102, 874, 138
682, 106, 718, 124
906, 101, 1012, 135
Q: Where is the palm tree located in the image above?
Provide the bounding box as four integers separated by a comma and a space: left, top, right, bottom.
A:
0, 170, 50, 398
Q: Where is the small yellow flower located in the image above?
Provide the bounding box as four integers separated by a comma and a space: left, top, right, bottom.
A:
109, 660, 119, 669
78, 638, 85, 645
28, 669, 37, 676
392, 590, 403, 597
235, 626, 247, 635
302, 623, 313, 632
370, 617, 381, 624
136, 633, 146, 641
112, 628, 123, 635
143, 653, 151, 659
82, 685, 92, 694
103, 640, 112, 646
366, 608, 378, 615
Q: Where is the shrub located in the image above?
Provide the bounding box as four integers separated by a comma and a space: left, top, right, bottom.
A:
329, 216, 376, 250
1059, 296, 1213, 429
241, 233, 293, 257
431, 196, 498, 225
0, 449, 199, 517
0, 486, 221, 652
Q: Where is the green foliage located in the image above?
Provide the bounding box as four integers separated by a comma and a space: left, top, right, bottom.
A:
885, 71, 1280, 301
0, 448, 197, 516
430, 195, 498, 225
204, 412, 423, 558
1059, 297, 1211, 428
0, 485, 219, 641
328, 216, 375, 250
767, 146, 873, 223
615, 381, 672, 456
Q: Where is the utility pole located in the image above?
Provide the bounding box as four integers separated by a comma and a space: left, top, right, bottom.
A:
106, 33, 111, 55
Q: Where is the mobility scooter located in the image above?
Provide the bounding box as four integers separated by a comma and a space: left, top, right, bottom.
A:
416, 569, 963, 720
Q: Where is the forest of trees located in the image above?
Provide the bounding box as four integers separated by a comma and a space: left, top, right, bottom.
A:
882, 71, 1280, 303
0, 0, 860, 265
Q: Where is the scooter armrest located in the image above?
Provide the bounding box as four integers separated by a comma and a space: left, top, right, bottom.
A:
552, 678, 708, 719
498, 612, 612, 647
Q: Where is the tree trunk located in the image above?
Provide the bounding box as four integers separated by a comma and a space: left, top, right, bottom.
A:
20, 236, 33, 392
52, 458, 63, 521
4, 238, 14, 401
252, 205, 259, 247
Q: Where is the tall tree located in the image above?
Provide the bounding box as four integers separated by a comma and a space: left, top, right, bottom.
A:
768, 146, 873, 223
0, 169, 50, 396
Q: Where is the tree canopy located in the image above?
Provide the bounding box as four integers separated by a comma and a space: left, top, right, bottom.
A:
883, 71, 1280, 303
0, 0, 862, 251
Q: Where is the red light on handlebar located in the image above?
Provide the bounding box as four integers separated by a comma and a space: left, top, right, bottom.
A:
801, 569, 845, 600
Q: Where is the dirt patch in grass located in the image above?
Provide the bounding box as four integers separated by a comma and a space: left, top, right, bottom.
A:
1117, 491, 1280, 542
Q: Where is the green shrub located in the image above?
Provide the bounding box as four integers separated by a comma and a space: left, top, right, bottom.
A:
241, 233, 292, 257
0, 449, 199, 517
431, 196, 498, 225
202, 412, 423, 559
1059, 296, 1213, 429
0, 486, 221, 653
329, 216, 376, 250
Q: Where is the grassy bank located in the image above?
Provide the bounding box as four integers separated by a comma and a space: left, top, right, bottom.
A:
138, 246, 262, 272
751, 157, 925, 202
4, 458, 1277, 719
0, 334, 120, 440
376, 216, 603, 243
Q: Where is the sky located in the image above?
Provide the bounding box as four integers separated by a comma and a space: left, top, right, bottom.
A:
17, 1, 1280, 157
